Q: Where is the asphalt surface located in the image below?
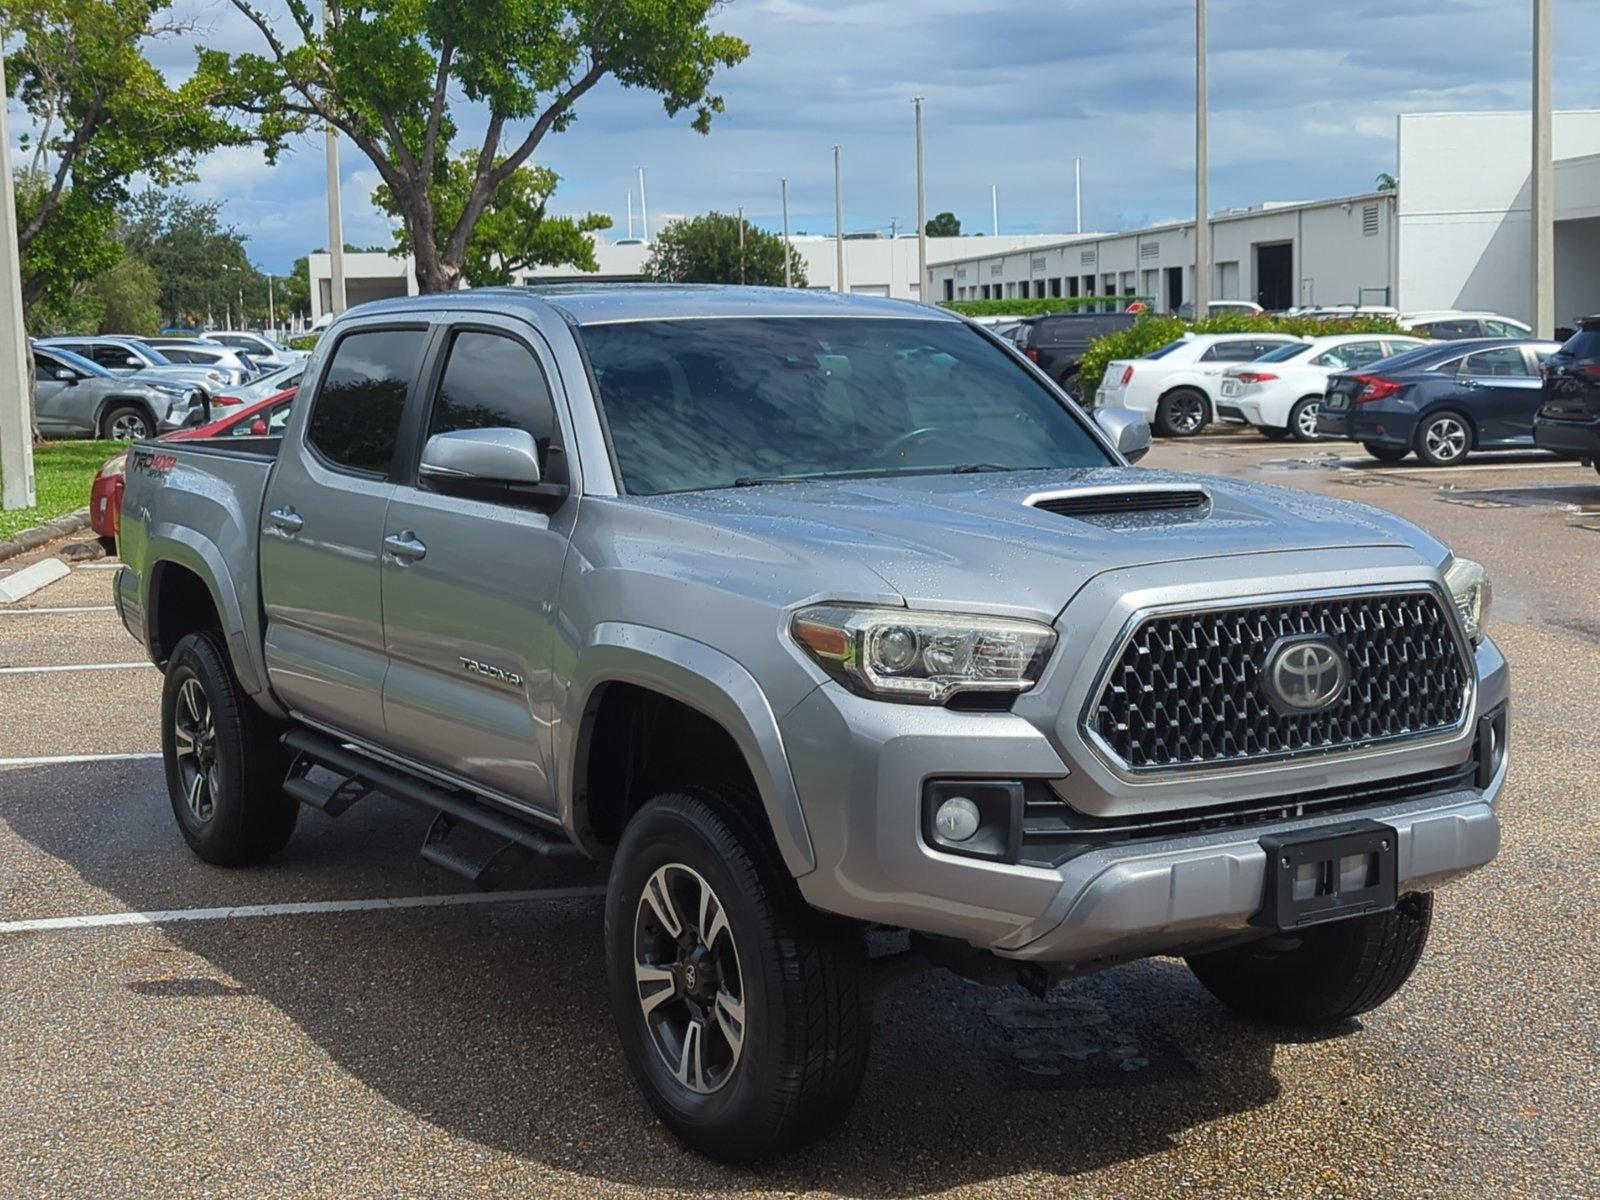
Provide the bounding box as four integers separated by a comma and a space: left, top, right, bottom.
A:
1, 435, 1597, 1198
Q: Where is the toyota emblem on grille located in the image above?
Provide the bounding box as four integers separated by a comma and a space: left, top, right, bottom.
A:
1262, 634, 1350, 715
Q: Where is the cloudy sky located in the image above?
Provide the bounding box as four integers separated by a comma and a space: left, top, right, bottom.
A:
141, 0, 1600, 273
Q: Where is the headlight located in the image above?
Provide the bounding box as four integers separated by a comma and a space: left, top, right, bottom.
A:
790, 603, 1057, 704
1444, 557, 1491, 642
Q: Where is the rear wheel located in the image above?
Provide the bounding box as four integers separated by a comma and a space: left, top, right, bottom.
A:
161, 631, 296, 865
1363, 442, 1410, 463
1186, 894, 1433, 1025
1415, 411, 1472, 466
1154, 388, 1210, 438
101, 405, 152, 441
1288, 395, 1323, 442
605, 790, 871, 1162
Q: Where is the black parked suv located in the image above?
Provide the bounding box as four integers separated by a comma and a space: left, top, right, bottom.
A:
1533, 316, 1600, 476
1011, 311, 1139, 399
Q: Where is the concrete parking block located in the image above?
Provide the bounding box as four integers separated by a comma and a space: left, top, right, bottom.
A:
0, 557, 69, 603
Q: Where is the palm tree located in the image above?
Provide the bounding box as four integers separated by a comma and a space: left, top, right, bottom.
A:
1375, 172, 1398, 192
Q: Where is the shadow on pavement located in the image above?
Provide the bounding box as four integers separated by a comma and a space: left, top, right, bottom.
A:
0, 761, 1337, 1195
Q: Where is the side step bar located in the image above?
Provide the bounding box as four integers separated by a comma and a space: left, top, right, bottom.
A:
281, 728, 591, 884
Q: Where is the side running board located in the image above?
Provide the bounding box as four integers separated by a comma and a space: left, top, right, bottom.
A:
281, 728, 592, 887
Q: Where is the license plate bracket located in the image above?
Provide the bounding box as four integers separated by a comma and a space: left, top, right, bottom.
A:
1255, 820, 1397, 930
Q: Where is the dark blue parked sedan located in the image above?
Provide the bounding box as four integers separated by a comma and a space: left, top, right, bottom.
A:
1317, 337, 1561, 465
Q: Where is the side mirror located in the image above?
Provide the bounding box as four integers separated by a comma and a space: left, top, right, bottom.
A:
54, 369, 77, 383
419, 427, 543, 486
1094, 406, 1152, 464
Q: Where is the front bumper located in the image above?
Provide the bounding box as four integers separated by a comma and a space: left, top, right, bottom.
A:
781, 626, 1508, 969
153, 392, 207, 432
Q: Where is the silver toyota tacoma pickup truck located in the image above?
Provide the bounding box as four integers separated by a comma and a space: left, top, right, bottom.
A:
114, 286, 1506, 1162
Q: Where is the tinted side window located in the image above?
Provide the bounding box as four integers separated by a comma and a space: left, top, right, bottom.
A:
426, 331, 557, 462
1426, 320, 1479, 339
1559, 329, 1600, 360
1461, 347, 1531, 377
1201, 340, 1263, 362
306, 328, 424, 475
90, 344, 136, 368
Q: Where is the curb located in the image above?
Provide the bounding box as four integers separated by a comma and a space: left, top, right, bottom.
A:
0, 507, 92, 566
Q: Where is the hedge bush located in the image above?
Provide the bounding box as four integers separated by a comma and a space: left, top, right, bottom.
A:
287, 333, 320, 351
944, 296, 1154, 318
1077, 314, 1413, 402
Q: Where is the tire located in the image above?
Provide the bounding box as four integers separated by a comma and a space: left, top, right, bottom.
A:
1258, 426, 1291, 441
1186, 893, 1433, 1026
1363, 442, 1410, 463
605, 789, 871, 1162
160, 631, 296, 866
1287, 395, 1323, 442
101, 404, 153, 441
1154, 388, 1210, 438
1055, 370, 1084, 403
1414, 411, 1472, 466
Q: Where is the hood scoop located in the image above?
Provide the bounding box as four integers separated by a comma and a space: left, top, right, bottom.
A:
1027, 485, 1212, 521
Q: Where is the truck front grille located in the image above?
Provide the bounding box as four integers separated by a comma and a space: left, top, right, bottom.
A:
1088, 590, 1472, 772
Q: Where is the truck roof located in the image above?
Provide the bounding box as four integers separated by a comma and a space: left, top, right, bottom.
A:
335, 283, 958, 327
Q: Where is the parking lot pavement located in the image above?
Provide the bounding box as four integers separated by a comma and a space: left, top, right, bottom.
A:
3, 451, 1598, 1199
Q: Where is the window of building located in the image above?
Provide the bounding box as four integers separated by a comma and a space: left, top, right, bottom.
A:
306, 328, 426, 475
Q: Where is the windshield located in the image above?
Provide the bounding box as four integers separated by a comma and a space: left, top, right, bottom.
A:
1256, 342, 1313, 364
582, 317, 1113, 496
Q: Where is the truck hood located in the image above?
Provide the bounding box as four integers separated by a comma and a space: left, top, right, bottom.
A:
635, 466, 1443, 619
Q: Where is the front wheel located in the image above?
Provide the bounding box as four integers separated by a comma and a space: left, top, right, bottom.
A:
1415, 411, 1472, 466
1154, 388, 1210, 438
1186, 893, 1433, 1025
605, 790, 871, 1162
161, 631, 296, 865
101, 405, 153, 441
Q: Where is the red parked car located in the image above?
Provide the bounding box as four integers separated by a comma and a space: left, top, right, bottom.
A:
91, 388, 296, 541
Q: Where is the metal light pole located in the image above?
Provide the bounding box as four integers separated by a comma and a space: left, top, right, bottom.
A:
1193, 0, 1210, 320
834, 145, 846, 293
267, 273, 276, 337
0, 51, 35, 511
991, 184, 999, 237
780, 177, 792, 288
638, 167, 650, 242
323, 1, 346, 316
1532, 0, 1554, 337
737, 206, 746, 285
914, 97, 928, 305
1075, 157, 1083, 234
627, 191, 634, 240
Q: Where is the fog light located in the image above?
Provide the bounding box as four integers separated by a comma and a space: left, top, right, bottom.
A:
934, 796, 981, 842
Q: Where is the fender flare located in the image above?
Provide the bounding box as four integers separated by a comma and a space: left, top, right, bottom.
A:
562, 623, 817, 878
142, 525, 278, 710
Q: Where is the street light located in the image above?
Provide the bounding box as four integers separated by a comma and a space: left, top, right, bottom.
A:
1532, 0, 1554, 338
1194, 0, 1210, 321
914, 96, 928, 305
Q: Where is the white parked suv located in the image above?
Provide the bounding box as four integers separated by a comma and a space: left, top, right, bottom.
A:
1216, 333, 1429, 442
1094, 332, 1305, 437
1400, 311, 1531, 340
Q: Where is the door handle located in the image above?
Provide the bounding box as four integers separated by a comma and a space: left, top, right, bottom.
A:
383, 532, 427, 562
268, 507, 303, 534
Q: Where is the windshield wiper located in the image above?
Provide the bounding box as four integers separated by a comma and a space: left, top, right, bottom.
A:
947, 463, 1015, 474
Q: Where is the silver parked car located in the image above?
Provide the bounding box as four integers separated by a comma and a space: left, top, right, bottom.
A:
210, 360, 305, 408
204, 331, 307, 370
38, 336, 239, 393
142, 337, 262, 381
116, 285, 1505, 1162
33, 346, 206, 439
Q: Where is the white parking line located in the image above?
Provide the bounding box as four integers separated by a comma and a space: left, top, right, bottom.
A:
0, 605, 116, 616
0, 751, 161, 767
0, 887, 607, 936
0, 662, 155, 675
77, 563, 123, 571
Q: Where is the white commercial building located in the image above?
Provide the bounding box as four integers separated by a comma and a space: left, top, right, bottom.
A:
307, 233, 1073, 324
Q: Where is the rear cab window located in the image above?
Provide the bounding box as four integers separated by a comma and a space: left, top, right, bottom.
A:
305, 328, 427, 476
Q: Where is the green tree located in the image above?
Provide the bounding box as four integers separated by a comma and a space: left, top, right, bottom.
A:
925, 211, 961, 237
202, 0, 748, 293
118, 189, 259, 328
644, 212, 806, 287
1375, 172, 1398, 192
89, 255, 161, 334
374, 154, 611, 287
3, 0, 256, 315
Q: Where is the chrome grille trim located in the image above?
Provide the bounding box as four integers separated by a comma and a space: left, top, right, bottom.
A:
1080, 584, 1476, 777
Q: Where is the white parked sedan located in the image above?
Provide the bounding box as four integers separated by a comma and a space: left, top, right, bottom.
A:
1215, 333, 1429, 441
1094, 332, 1306, 437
